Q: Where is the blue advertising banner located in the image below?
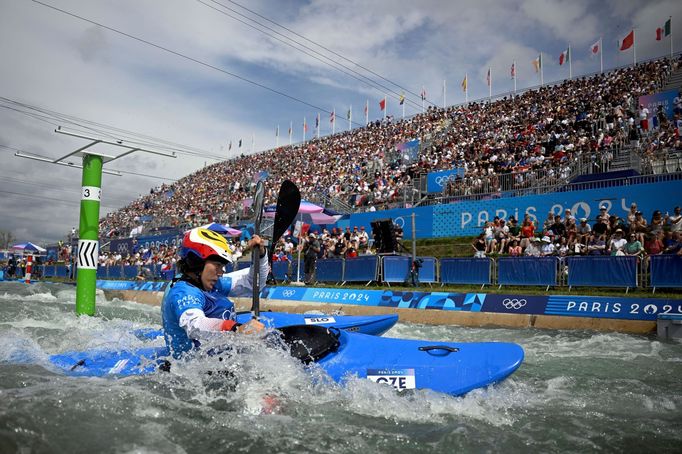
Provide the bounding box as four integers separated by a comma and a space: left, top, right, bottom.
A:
545, 295, 682, 321
426, 168, 466, 193
92, 280, 682, 322
95, 280, 169, 291
109, 238, 134, 256
135, 233, 182, 251
348, 179, 682, 238
639, 89, 678, 120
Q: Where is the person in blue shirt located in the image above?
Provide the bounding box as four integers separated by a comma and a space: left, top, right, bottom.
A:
162, 227, 268, 359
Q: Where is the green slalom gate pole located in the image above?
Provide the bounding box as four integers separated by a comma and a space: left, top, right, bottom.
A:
75, 154, 103, 315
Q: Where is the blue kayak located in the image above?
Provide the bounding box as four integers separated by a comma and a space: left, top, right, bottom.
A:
132, 312, 399, 340
48, 326, 524, 396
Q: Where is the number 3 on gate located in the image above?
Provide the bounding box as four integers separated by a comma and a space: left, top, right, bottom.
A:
82, 186, 102, 201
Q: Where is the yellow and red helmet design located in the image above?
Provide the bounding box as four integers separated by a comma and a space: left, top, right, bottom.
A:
180, 227, 233, 264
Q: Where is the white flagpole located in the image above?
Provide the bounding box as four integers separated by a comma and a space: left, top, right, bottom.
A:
465, 73, 468, 103
332, 109, 335, 135
289, 121, 292, 146
488, 67, 492, 99
402, 99, 405, 119
303, 117, 306, 143
443, 79, 447, 108
365, 99, 369, 125
568, 44, 572, 79
513, 60, 517, 95
348, 105, 352, 131
421, 85, 425, 113
600, 37, 603, 74
383, 95, 387, 120
251, 133, 255, 153
540, 53, 544, 86
276, 125, 279, 148
316, 113, 320, 139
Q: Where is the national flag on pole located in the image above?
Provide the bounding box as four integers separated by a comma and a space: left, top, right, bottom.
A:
486, 68, 491, 86
238, 139, 242, 148
590, 39, 600, 55
288, 125, 292, 136
315, 115, 319, 129
399, 92, 405, 105
657, 18, 672, 40
559, 47, 570, 65
619, 30, 634, 51
303, 119, 308, 132
461, 74, 467, 92
510, 62, 516, 78
364, 101, 368, 115
330, 110, 335, 123
532, 54, 542, 72
420, 87, 426, 100
347, 108, 351, 120
275, 125, 279, 137
379, 98, 386, 111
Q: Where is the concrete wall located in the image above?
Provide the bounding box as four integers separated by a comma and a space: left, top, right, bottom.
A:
103, 290, 655, 334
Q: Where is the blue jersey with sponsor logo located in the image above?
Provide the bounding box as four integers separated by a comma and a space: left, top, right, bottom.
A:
161, 277, 236, 358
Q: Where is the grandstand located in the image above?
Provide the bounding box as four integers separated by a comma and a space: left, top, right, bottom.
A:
96, 55, 681, 239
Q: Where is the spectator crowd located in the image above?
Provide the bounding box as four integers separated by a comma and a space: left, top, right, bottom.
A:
95, 56, 682, 241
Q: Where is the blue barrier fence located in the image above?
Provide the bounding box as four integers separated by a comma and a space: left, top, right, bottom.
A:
316, 258, 344, 283
650, 255, 682, 289
440, 258, 492, 285
567, 256, 638, 288
343, 255, 378, 283
34, 254, 677, 289
498, 257, 558, 287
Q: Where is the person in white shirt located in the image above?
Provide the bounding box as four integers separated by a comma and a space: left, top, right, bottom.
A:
608, 229, 627, 256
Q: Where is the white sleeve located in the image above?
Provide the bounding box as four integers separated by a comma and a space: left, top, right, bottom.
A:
179, 308, 225, 340
219, 256, 271, 298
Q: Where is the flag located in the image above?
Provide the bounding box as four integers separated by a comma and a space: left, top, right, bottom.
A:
486, 68, 491, 86
532, 54, 542, 72
238, 139, 242, 148
399, 92, 405, 105
228, 141, 232, 150
347, 108, 351, 120
364, 101, 368, 115
420, 87, 426, 100
619, 30, 634, 51
590, 39, 600, 55
288, 125, 292, 136
510, 62, 516, 78
303, 119, 308, 132
559, 47, 570, 65
657, 18, 672, 40
275, 125, 279, 137
330, 110, 335, 123
315, 115, 319, 128
461, 74, 467, 92
379, 98, 386, 111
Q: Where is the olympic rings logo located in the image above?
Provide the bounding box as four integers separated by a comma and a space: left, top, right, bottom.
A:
433, 174, 458, 187
502, 298, 527, 310
116, 243, 129, 253
282, 289, 296, 297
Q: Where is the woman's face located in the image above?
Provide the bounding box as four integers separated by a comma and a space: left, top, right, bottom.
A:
201, 260, 225, 291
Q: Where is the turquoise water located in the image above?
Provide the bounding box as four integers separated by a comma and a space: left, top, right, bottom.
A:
0, 282, 680, 453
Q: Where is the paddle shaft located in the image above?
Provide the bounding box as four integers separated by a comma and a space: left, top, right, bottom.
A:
251, 181, 265, 319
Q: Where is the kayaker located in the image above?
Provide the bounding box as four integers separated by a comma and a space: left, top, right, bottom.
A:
161, 227, 268, 359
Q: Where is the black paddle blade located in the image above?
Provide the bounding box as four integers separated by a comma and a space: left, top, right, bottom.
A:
270, 180, 301, 253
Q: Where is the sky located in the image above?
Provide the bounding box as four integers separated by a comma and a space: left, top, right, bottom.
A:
1, 0, 680, 245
